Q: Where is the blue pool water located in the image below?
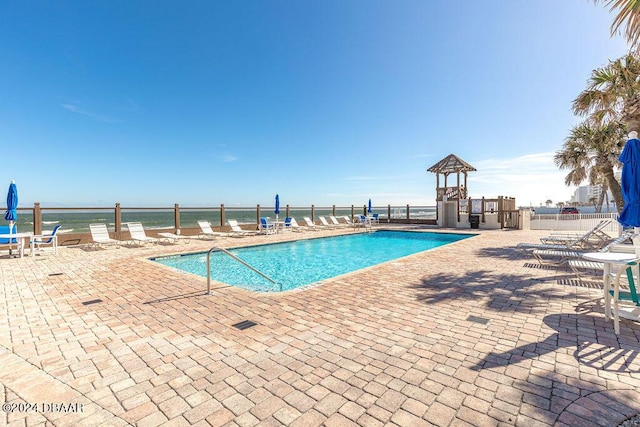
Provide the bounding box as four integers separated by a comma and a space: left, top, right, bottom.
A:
152, 230, 474, 292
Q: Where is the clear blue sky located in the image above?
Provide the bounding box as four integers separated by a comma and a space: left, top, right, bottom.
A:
0, 0, 629, 208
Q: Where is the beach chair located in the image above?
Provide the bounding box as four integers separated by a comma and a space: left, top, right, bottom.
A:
259, 217, 276, 234
329, 215, 348, 228
518, 219, 614, 252
342, 216, 355, 227
31, 225, 61, 254
535, 232, 633, 265
318, 216, 337, 229
126, 222, 158, 246
567, 231, 635, 280
157, 232, 191, 244
228, 219, 258, 237
88, 223, 121, 249
540, 219, 612, 246
303, 216, 320, 231
197, 220, 227, 239
609, 260, 640, 334
288, 217, 307, 232
283, 217, 301, 232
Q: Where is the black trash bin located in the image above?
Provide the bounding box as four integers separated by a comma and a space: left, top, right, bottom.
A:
470, 215, 480, 229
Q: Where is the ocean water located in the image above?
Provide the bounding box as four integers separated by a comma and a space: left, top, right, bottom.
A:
12, 207, 419, 234
153, 230, 473, 292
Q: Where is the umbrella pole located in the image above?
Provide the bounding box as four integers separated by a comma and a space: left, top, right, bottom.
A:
8, 220, 13, 256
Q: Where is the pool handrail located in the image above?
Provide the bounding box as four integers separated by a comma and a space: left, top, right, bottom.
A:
206, 246, 280, 293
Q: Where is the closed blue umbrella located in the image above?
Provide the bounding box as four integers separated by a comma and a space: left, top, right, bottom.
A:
618, 135, 640, 229
275, 194, 280, 232
368, 198, 372, 214
5, 180, 18, 255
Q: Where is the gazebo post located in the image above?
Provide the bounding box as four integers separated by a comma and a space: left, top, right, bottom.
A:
456, 171, 461, 223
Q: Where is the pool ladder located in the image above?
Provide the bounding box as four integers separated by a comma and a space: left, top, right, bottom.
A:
206, 246, 281, 293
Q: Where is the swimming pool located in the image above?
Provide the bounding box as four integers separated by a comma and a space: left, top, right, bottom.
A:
152, 230, 474, 292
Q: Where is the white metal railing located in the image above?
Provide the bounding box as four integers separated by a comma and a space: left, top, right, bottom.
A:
530, 212, 621, 233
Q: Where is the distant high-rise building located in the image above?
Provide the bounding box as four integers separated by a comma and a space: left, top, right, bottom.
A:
572, 184, 613, 205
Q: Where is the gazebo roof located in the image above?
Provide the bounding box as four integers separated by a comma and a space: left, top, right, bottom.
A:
427, 154, 476, 174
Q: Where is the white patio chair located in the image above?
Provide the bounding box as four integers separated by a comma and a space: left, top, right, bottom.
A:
88, 223, 121, 249
228, 219, 258, 237
126, 222, 158, 246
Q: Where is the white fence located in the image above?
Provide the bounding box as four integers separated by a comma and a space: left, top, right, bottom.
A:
530, 212, 621, 234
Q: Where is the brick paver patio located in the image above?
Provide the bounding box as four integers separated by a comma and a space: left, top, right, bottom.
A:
1, 227, 639, 426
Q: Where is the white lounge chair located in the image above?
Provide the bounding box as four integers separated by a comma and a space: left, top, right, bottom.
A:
329, 215, 348, 228
157, 232, 191, 244
288, 217, 307, 232
318, 216, 337, 229
519, 228, 614, 254
228, 219, 258, 237
535, 232, 634, 265
567, 232, 635, 279
198, 220, 227, 239
126, 222, 158, 246
88, 223, 121, 249
303, 217, 320, 231
342, 216, 355, 227
519, 219, 613, 252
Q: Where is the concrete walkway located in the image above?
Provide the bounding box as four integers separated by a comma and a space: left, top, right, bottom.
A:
1, 227, 639, 426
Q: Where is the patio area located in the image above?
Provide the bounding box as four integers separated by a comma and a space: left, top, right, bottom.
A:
1, 227, 639, 426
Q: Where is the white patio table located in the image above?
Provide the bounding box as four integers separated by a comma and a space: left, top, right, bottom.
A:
0, 232, 34, 258
582, 251, 640, 332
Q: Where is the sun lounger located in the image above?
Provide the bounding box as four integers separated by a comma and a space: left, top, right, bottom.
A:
158, 232, 191, 244
342, 216, 355, 227
126, 222, 158, 246
318, 216, 337, 229
518, 219, 615, 252
567, 232, 635, 279
288, 217, 307, 232
536, 231, 634, 266
532, 249, 583, 264
329, 215, 348, 228
303, 217, 320, 231
197, 220, 227, 239
283, 217, 302, 232
228, 219, 258, 237
88, 223, 121, 249
540, 219, 612, 246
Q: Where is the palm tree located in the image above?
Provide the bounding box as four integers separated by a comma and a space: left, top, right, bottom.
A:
594, 0, 640, 53
573, 54, 640, 133
554, 122, 626, 211
545, 199, 553, 207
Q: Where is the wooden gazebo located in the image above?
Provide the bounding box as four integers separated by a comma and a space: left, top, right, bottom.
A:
427, 154, 476, 223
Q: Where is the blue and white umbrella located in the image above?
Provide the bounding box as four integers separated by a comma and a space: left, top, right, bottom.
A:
618, 135, 640, 230
275, 194, 280, 225
368, 198, 372, 214
4, 180, 18, 255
